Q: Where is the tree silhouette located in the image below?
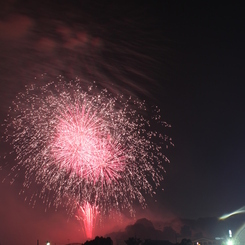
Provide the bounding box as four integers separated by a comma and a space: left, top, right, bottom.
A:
180, 238, 192, 245
125, 237, 142, 245
83, 236, 113, 245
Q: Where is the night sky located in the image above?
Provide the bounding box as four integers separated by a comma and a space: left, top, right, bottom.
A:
1, 1, 245, 245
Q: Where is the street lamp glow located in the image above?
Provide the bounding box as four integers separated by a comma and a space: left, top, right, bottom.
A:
227, 239, 233, 245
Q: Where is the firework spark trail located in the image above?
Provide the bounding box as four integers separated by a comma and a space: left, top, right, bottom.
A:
76, 202, 99, 239
3, 75, 173, 215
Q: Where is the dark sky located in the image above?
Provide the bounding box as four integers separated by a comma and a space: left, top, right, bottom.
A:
0, 1, 245, 245
157, 1, 245, 219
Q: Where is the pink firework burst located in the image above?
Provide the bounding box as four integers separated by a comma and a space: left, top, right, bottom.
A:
3, 75, 173, 215
52, 104, 126, 185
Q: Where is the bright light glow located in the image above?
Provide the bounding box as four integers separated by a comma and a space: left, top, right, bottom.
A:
227, 239, 233, 245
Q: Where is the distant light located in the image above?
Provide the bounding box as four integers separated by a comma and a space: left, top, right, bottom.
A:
46, 241, 50, 245
215, 237, 224, 240
227, 239, 233, 245
229, 230, 232, 238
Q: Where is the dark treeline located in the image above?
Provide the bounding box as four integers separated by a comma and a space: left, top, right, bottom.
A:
81, 236, 192, 245
125, 237, 192, 245
82, 236, 113, 245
